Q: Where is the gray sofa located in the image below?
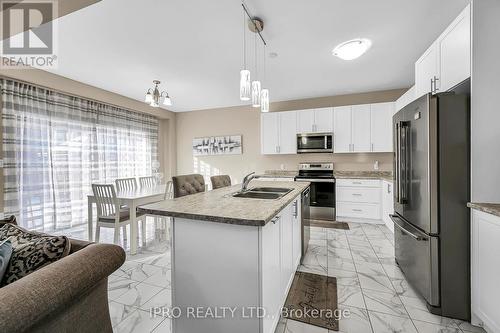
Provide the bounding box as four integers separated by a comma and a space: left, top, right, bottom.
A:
0, 237, 125, 333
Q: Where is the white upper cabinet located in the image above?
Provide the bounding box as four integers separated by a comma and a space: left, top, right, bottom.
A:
370, 102, 394, 152
438, 4, 471, 92
296, 110, 315, 133
296, 108, 333, 133
334, 106, 352, 153
415, 4, 471, 98
351, 104, 371, 152
279, 111, 298, 154
261, 113, 279, 154
261, 111, 297, 155
415, 41, 439, 98
314, 108, 334, 133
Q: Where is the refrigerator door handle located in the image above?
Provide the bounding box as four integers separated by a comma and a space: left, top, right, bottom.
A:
395, 123, 401, 203
400, 121, 410, 203
390, 215, 427, 241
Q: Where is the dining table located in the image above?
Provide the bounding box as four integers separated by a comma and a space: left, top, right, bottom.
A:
87, 184, 166, 255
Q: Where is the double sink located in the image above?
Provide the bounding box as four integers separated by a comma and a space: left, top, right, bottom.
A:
233, 187, 293, 200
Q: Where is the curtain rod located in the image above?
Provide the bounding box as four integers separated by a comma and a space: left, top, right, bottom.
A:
0, 74, 165, 120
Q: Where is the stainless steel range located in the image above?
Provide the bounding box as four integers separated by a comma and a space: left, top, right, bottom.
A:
295, 162, 336, 221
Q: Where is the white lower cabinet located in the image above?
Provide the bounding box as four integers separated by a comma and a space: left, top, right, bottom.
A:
261, 198, 301, 333
381, 180, 394, 233
336, 179, 382, 222
471, 209, 500, 333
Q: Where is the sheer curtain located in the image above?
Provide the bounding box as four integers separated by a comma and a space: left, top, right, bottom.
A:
1, 79, 158, 233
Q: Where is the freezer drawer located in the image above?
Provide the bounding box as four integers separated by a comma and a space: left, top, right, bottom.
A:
391, 214, 440, 307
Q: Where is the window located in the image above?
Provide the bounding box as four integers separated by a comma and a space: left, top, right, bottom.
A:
1, 79, 158, 233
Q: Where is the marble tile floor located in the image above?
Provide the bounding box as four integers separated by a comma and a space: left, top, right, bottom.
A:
63, 219, 486, 333
278, 222, 486, 333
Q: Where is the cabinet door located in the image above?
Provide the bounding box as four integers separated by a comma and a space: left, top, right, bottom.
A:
333, 106, 352, 153
472, 210, 500, 332
352, 104, 371, 152
261, 113, 279, 154
415, 42, 438, 98
382, 181, 394, 233
370, 103, 394, 152
438, 4, 471, 92
280, 204, 294, 297
279, 111, 297, 154
314, 107, 333, 132
296, 110, 315, 133
261, 216, 281, 333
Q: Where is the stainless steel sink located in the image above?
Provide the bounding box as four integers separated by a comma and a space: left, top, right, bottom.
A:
233, 191, 283, 199
249, 187, 293, 194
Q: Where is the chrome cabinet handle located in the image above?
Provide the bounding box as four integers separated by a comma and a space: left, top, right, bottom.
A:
271, 216, 280, 224
352, 209, 363, 212
371, 143, 374, 151
352, 181, 362, 184
433, 76, 439, 93
352, 193, 362, 196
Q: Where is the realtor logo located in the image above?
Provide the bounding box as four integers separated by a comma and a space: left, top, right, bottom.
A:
0, 0, 58, 68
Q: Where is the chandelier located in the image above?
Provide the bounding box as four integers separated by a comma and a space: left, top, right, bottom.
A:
145, 80, 172, 108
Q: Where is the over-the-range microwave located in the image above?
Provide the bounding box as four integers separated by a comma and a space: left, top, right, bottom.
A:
296, 132, 333, 153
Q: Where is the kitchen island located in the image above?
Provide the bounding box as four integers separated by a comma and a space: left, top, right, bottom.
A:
139, 181, 310, 333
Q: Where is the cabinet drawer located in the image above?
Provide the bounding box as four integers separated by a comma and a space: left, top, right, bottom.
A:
337, 187, 381, 203
337, 202, 381, 220
336, 179, 381, 188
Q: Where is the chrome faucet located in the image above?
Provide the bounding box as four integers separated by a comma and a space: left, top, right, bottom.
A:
241, 172, 258, 192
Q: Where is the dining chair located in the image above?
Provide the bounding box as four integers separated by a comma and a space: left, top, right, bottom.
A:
164, 180, 174, 200
172, 174, 205, 198
139, 176, 157, 188
210, 175, 231, 189
92, 184, 146, 246
115, 177, 138, 192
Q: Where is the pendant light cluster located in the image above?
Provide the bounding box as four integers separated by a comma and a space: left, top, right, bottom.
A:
239, 3, 269, 113
145, 80, 172, 108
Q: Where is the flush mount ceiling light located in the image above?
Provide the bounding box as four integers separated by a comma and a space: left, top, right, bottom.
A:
332, 38, 372, 60
145, 80, 171, 108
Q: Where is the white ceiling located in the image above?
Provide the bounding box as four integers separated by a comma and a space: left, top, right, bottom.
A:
45, 0, 469, 112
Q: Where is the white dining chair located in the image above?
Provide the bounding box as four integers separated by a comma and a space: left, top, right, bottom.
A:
115, 177, 138, 192
139, 176, 157, 188
92, 184, 146, 246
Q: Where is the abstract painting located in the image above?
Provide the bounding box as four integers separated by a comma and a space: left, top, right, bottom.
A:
192, 135, 242, 156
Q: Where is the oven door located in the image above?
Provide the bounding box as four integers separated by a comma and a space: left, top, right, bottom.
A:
297, 133, 333, 153
296, 178, 335, 220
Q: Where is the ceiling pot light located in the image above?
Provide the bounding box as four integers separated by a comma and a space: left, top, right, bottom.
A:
332, 38, 372, 60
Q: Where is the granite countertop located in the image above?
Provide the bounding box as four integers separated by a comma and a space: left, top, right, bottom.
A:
138, 180, 310, 227
333, 171, 393, 182
467, 202, 500, 218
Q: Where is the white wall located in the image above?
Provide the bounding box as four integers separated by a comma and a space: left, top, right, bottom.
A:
471, 0, 500, 202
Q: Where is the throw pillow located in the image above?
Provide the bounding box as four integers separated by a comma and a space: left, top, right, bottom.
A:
0, 239, 13, 283
0, 224, 71, 286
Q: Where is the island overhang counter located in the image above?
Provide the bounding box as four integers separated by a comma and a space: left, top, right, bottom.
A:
138, 181, 310, 333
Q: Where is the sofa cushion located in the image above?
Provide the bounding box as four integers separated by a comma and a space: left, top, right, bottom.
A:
0, 224, 71, 286
0, 240, 13, 283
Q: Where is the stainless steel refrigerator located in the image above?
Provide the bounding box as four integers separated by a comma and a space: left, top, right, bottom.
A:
390, 87, 470, 321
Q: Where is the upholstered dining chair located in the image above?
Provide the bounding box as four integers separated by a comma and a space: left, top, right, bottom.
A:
210, 175, 231, 189
115, 177, 138, 192
91, 184, 146, 246
172, 174, 205, 198
139, 176, 157, 188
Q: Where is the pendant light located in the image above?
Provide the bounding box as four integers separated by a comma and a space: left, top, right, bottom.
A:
239, 10, 251, 101
144, 80, 172, 108
251, 31, 261, 107
260, 45, 269, 113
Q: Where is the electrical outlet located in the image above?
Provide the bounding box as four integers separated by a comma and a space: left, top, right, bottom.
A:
0, 159, 3, 168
